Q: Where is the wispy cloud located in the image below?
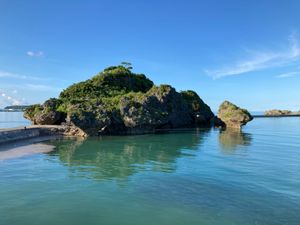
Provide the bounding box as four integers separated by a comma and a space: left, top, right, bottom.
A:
24, 84, 62, 92
27, 51, 44, 57
276, 71, 300, 78
0, 70, 47, 81
0, 90, 25, 106
1, 83, 62, 94
205, 32, 300, 79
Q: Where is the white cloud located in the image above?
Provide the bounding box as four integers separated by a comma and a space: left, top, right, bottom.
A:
289, 32, 300, 57
0, 90, 25, 106
276, 71, 300, 78
205, 32, 300, 79
27, 51, 44, 57
0, 70, 47, 81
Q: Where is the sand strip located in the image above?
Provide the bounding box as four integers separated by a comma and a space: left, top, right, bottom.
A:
0, 136, 59, 161
0, 143, 55, 161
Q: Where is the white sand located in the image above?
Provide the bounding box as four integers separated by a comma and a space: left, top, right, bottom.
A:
0, 143, 55, 161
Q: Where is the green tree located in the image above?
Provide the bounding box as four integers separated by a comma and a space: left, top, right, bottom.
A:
121, 62, 133, 70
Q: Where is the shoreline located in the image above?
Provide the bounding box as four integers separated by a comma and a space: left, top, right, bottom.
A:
1, 115, 300, 145
0, 115, 299, 160
0, 125, 86, 145
252, 114, 300, 118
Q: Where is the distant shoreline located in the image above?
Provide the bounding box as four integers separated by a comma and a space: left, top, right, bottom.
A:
0, 105, 30, 112
0, 110, 25, 112
253, 114, 300, 118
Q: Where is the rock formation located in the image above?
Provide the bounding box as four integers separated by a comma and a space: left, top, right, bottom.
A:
24, 64, 214, 135
264, 109, 293, 116
24, 98, 66, 125
217, 101, 253, 129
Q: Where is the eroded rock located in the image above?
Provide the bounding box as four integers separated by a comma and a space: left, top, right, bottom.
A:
24, 98, 66, 125
218, 101, 253, 129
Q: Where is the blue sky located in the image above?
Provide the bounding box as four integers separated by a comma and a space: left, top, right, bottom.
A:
1, 0, 300, 111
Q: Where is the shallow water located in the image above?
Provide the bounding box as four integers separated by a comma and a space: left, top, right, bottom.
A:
0, 117, 300, 225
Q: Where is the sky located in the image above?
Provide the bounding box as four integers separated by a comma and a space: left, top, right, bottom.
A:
1, 0, 300, 112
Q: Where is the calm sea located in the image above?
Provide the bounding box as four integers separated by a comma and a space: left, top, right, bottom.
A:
0, 112, 30, 129
0, 115, 299, 225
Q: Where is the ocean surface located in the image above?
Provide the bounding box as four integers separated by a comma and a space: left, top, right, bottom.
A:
0, 112, 30, 129
0, 114, 300, 225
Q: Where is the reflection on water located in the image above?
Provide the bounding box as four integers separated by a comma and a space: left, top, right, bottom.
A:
218, 129, 252, 153
46, 128, 254, 180
1, 118, 300, 225
48, 130, 210, 180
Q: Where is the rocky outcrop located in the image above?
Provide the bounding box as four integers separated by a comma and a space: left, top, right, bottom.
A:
217, 101, 253, 129
24, 98, 66, 125
118, 86, 196, 133
180, 90, 214, 124
264, 109, 292, 116
38, 125, 87, 137
24, 65, 215, 135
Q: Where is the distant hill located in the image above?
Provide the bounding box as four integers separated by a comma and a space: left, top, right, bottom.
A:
0, 105, 30, 112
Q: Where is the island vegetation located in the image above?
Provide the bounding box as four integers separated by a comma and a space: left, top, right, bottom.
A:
24, 63, 252, 136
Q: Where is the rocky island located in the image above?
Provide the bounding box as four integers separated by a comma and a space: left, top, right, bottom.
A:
264, 109, 300, 116
24, 64, 252, 136
218, 101, 253, 130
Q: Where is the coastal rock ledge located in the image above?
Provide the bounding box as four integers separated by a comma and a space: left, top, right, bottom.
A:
265, 109, 292, 116
217, 101, 253, 129
24, 64, 215, 136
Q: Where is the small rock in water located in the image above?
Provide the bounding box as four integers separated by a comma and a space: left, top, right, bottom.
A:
217, 101, 253, 129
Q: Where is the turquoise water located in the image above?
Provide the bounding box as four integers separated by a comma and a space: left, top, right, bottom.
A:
0, 112, 30, 129
0, 117, 300, 225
